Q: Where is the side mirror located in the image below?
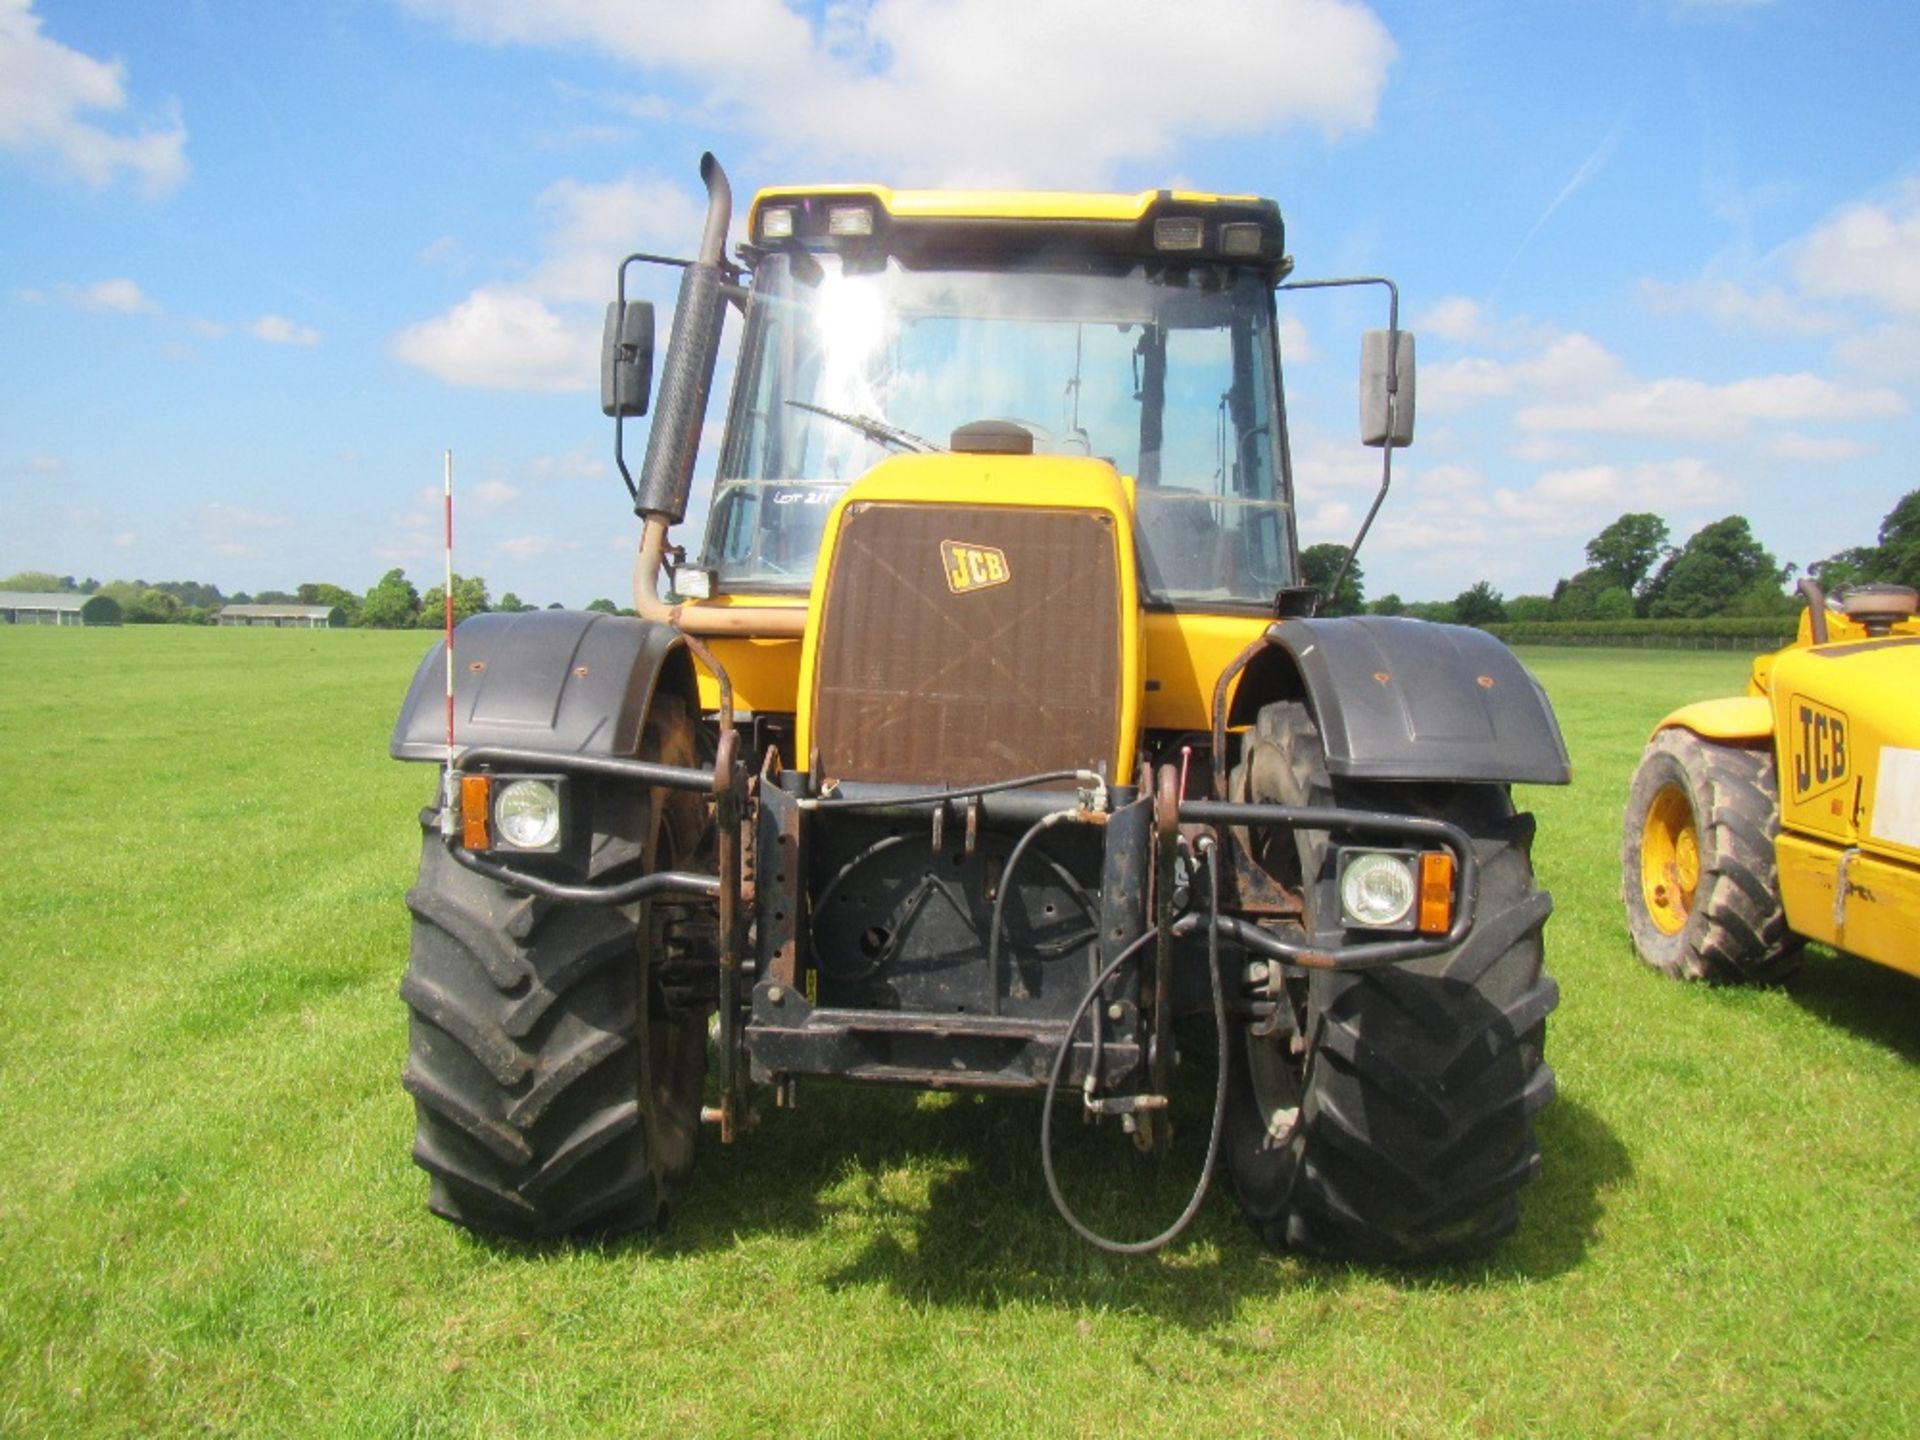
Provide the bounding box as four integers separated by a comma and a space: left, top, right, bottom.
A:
600, 300, 655, 418
1360, 328, 1415, 448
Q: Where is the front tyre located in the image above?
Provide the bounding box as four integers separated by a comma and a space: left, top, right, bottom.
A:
1621, 728, 1801, 984
399, 696, 711, 1239
1224, 702, 1558, 1262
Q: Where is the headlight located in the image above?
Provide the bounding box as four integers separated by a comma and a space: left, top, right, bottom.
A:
1338, 851, 1417, 930
494, 778, 563, 851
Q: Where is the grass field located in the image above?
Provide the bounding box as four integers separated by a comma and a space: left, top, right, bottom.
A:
1, 627, 1915, 1437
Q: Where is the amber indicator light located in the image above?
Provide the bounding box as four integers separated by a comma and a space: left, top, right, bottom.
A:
460, 774, 492, 851
1417, 851, 1455, 934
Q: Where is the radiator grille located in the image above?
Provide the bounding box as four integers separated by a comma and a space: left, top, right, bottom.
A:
811, 503, 1122, 784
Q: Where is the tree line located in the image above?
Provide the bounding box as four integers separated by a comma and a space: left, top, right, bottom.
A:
1300, 486, 1919, 626
10, 487, 1914, 630
0, 569, 634, 628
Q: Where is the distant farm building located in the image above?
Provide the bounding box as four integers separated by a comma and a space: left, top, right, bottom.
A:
0, 591, 122, 626
215, 604, 346, 629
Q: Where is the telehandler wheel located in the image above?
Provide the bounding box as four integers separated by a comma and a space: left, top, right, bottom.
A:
400, 696, 711, 1240
1223, 701, 1558, 1263
1621, 728, 1802, 984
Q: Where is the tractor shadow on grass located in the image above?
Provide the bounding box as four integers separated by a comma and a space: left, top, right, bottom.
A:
642, 1057, 1630, 1325
1783, 947, 1920, 1063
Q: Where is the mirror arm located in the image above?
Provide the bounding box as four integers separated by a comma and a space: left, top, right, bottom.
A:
1277, 275, 1403, 616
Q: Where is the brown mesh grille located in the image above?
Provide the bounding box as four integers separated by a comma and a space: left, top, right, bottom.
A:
811, 503, 1122, 784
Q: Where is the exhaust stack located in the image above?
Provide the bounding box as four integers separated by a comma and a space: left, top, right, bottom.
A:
634, 152, 732, 525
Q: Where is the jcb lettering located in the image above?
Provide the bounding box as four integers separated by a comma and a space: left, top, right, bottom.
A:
939, 539, 1011, 594
1791, 698, 1849, 799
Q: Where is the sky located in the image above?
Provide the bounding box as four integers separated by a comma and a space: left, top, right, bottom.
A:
3, 0, 1919, 608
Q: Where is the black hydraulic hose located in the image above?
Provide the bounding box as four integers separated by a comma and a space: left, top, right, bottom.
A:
1040, 838, 1231, 1255
986, 809, 1080, 1016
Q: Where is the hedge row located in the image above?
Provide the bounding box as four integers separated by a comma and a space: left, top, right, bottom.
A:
1485, 616, 1799, 650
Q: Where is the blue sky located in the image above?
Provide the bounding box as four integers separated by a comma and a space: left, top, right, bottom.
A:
4, 0, 1918, 606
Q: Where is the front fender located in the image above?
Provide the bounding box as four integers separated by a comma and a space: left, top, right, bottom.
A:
1269, 616, 1571, 784
391, 609, 694, 763
1654, 696, 1773, 744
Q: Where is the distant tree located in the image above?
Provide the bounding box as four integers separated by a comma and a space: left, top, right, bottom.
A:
1299, 543, 1364, 616
155, 580, 226, 610
0, 570, 74, 592
1402, 599, 1456, 623
1645, 516, 1784, 619
1505, 594, 1556, 623
359, 569, 420, 629
1367, 593, 1405, 616
546, 602, 564, 610
417, 573, 490, 627
95, 579, 148, 613
1591, 585, 1634, 620
1452, 580, 1507, 628
126, 587, 182, 624
80, 577, 99, 593
1584, 513, 1670, 600
80, 594, 122, 625
1725, 575, 1796, 617
297, 582, 362, 625
1871, 487, 1920, 589
585, 597, 620, 615
496, 592, 534, 613
253, 589, 299, 605
1551, 568, 1632, 621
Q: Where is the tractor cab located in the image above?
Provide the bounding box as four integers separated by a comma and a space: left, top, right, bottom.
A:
688, 184, 1296, 615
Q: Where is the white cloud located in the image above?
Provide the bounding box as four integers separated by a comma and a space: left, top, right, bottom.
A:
1491, 458, 1733, 526
1637, 278, 1840, 335
394, 284, 596, 391
1421, 297, 1485, 343
1796, 181, 1920, 316
1278, 314, 1314, 364
0, 0, 187, 195
1835, 322, 1920, 383
469, 480, 520, 512
526, 447, 606, 482
187, 502, 292, 558
405, 0, 1395, 185
497, 534, 584, 561
53, 277, 157, 313
1422, 357, 1515, 413
251, 314, 320, 346
393, 174, 703, 391
1764, 433, 1871, 464
1516, 371, 1906, 439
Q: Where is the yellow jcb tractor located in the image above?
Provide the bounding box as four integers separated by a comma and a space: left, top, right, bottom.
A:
1623, 580, 1920, 983
393, 155, 1572, 1260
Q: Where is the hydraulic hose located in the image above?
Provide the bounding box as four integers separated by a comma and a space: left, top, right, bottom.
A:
986, 809, 1082, 1017
1039, 836, 1232, 1255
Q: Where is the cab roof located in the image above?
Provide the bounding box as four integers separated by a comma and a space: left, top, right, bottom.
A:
744, 184, 1286, 272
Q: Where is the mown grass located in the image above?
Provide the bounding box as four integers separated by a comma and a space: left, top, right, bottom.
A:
0, 629, 1914, 1437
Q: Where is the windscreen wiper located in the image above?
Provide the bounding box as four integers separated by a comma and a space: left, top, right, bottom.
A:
786, 400, 947, 454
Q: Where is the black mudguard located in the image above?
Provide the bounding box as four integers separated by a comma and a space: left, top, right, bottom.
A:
391, 609, 693, 763
1270, 616, 1570, 784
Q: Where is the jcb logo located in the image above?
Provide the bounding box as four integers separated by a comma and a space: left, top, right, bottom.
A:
940, 539, 1010, 595
1790, 697, 1849, 800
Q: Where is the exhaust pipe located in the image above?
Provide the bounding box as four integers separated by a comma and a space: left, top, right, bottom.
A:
630, 155, 808, 637
633, 153, 731, 526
